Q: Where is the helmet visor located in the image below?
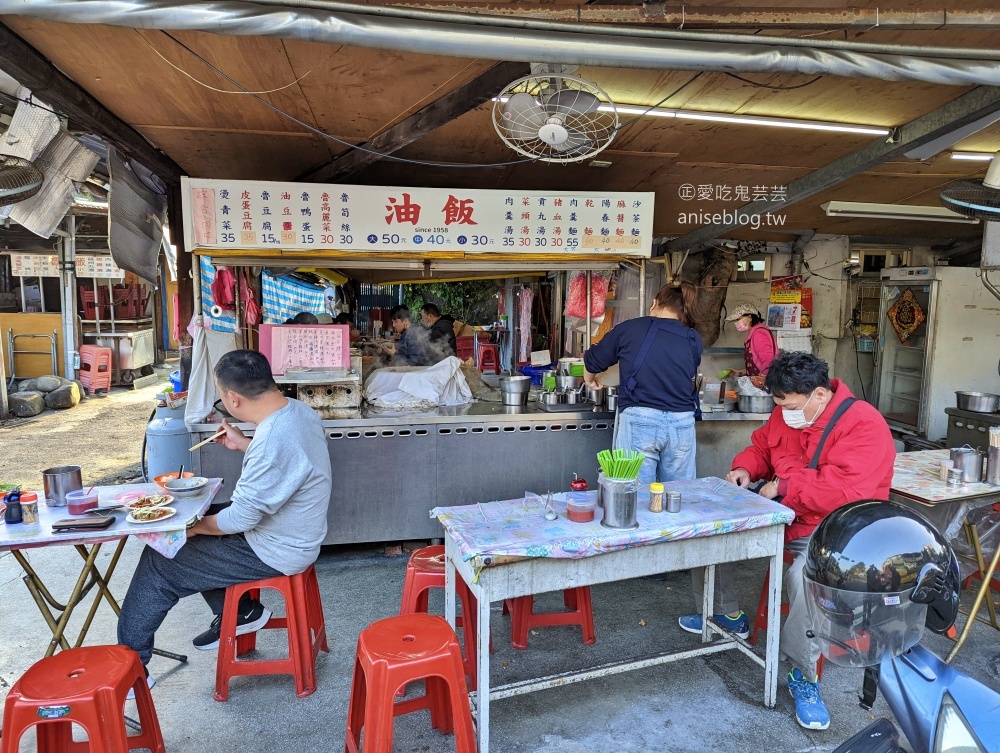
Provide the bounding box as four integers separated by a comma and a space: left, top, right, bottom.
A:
805, 582, 927, 667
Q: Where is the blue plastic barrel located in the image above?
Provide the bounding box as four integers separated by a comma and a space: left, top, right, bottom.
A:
518, 363, 556, 386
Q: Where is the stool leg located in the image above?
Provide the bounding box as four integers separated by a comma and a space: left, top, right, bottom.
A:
35, 720, 75, 753
576, 587, 596, 645
344, 658, 367, 753
306, 566, 330, 654
563, 589, 578, 610
214, 585, 247, 702
289, 577, 318, 698
456, 582, 477, 691
443, 663, 477, 753
425, 676, 454, 735
363, 666, 397, 753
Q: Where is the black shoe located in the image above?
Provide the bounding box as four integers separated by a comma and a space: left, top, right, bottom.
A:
193, 599, 272, 650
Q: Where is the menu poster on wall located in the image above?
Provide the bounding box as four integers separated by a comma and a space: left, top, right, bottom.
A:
182, 177, 655, 257
770, 275, 803, 304
3, 252, 124, 279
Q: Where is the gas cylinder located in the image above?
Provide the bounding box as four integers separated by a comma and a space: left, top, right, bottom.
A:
145, 398, 191, 479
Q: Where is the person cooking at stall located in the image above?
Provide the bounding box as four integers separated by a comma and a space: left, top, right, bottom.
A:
421, 303, 457, 359
334, 312, 362, 343
380, 307, 432, 366
116, 350, 333, 688
676, 352, 895, 733
583, 281, 702, 487
724, 303, 776, 381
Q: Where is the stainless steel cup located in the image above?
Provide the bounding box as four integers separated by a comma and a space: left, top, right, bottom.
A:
42, 465, 83, 507
666, 491, 682, 513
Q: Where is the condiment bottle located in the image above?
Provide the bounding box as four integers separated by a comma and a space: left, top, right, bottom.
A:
649, 482, 665, 513
3, 490, 23, 525
571, 474, 589, 492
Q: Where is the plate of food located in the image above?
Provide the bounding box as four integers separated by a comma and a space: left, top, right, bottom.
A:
126, 506, 177, 524
125, 494, 173, 510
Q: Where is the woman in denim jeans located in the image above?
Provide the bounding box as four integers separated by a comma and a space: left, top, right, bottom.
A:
583, 282, 702, 486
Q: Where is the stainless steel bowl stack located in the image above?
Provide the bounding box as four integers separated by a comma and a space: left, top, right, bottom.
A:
500, 375, 532, 406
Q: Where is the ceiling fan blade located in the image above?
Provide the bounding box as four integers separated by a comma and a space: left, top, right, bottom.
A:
546, 88, 601, 116
502, 93, 548, 141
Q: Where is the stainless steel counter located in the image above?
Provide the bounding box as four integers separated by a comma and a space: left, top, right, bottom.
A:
189, 402, 769, 545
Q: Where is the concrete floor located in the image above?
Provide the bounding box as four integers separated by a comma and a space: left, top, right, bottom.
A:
2, 539, 999, 753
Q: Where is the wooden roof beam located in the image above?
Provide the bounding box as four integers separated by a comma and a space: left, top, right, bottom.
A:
385, 4, 1000, 29
297, 60, 529, 183
0, 22, 182, 185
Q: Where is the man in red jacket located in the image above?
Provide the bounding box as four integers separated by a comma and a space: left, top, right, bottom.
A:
678, 352, 895, 731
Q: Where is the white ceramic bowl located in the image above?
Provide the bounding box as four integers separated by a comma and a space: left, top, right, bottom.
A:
164, 476, 209, 497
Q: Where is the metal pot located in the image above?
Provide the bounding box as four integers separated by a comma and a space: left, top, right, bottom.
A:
502, 391, 528, 406
956, 391, 1000, 413
539, 391, 566, 405
42, 465, 83, 507
555, 375, 583, 391
566, 389, 581, 404
950, 446, 984, 483
500, 375, 531, 394
738, 394, 775, 414
606, 394, 619, 411
586, 385, 607, 406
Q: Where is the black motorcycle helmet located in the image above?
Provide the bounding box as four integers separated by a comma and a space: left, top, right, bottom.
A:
803, 500, 960, 667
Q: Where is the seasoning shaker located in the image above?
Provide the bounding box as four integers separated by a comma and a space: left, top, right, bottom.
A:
947, 467, 964, 487
666, 490, 682, 513
648, 482, 665, 513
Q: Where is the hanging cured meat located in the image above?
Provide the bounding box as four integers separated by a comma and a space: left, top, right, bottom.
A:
518, 287, 534, 364
886, 289, 926, 345
565, 272, 610, 319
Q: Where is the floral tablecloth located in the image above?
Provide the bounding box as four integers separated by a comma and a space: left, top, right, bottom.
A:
890, 450, 1000, 541
432, 477, 794, 562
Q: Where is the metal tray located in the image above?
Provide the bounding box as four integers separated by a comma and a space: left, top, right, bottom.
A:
536, 400, 600, 413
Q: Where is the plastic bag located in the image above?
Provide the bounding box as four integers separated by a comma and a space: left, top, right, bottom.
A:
737, 376, 770, 397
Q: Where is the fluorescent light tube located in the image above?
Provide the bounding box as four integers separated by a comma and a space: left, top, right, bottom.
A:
822, 201, 980, 224
951, 152, 995, 161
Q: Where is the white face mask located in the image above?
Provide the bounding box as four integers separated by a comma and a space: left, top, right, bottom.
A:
782, 391, 817, 429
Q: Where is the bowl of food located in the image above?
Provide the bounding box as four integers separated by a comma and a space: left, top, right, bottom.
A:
164, 476, 209, 498
153, 471, 195, 492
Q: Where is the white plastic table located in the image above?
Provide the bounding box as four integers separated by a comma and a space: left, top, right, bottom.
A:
433, 477, 793, 753
0, 480, 222, 658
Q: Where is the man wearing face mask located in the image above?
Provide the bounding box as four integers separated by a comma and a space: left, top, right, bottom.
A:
677, 352, 894, 732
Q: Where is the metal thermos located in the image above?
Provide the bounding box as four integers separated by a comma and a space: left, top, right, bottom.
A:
666, 490, 682, 513
987, 447, 1000, 487
598, 473, 639, 529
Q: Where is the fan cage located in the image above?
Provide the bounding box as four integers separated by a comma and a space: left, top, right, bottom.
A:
492, 75, 619, 163
940, 179, 1000, 220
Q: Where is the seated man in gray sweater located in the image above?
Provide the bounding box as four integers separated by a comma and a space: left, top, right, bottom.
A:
117, 349, 333, 687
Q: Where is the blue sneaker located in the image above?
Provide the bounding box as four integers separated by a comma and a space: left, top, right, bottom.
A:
677, 611, 750, 639
788, 668, 830, 730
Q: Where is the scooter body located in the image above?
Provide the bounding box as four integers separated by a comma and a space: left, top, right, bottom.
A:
833, 644, 1000, 753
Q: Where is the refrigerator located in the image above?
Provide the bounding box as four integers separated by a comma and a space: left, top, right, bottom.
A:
874, 267, 1000, 442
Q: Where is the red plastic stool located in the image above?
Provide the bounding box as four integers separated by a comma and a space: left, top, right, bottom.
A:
345, 614, 475, 753
78, 345, 113, 395
477, 345, 500, 375
1, 645, 164, 753
750, 550, 824, 680
215, 564, 328, 701
400, 545, 490, 691
504, 587, 596, 650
